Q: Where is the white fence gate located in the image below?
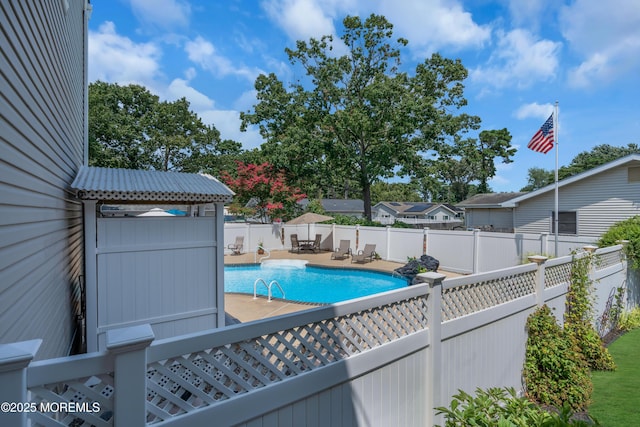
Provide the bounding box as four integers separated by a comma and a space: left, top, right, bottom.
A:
93, 217, 222, 350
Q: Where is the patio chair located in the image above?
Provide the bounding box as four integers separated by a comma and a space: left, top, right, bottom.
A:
351, 244, 377, 264
331, 240, 351, 260
309, 234, 322, 253
227, 236, 244, 255
290, 234, 301, 253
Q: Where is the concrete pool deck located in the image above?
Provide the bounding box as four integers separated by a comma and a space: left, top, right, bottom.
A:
224, 249, 462, 323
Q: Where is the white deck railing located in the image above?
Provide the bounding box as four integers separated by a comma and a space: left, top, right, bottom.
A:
0, 246, 629, 426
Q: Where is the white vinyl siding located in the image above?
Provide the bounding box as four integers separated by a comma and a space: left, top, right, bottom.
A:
514, 164, 640, 237
0, 0, 86, 359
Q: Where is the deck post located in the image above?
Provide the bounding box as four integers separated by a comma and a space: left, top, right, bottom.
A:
106, 324, 154, 426
0, 339, 41, 427
528, 255, 548, 306
416, 272, 446, 426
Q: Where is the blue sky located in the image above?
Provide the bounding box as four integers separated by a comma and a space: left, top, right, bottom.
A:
88, 0, 640, 192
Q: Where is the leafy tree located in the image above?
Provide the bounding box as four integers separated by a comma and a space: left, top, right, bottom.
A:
89, 81, 240, 173
241, 14, 479, 220
304, 199, 326, 214
559, 143, 640, 179
475, 129, 516, 193
221, 162, 306, 222
520, 143, 639, 191
145, 98, 223, 172
520, 167, 554, 192
370, 182, 421, 204
89, 81, 157, 169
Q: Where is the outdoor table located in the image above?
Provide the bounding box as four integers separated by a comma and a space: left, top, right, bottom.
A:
298, 240, 314, 251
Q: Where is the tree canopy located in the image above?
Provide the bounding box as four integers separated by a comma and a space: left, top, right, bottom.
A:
520, 143, 640, 191
241, 14, 503, 218
88, 81, 241, 175
221, 161, 306, 222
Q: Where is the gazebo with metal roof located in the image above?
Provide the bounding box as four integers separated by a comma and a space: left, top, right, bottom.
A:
71, 166, 234, 352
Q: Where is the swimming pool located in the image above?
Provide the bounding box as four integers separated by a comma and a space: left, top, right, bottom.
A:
224, 262, 408, 304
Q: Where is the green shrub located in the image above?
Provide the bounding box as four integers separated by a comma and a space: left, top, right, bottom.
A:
435, 387, 599, 426
564, 253, 615, 371
597, 215, 640, 269
618, 307, 640, 331
523, 306, 592, 411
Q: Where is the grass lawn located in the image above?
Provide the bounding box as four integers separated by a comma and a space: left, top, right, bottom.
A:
589, 328, 640, 426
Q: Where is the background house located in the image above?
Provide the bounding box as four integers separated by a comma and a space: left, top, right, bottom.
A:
505, 154, 640, 237
0, 0, 90, 359
298, 198, 365, 218
372, 202, 464, 227
456, 192, 526, 232
459, 155, 640, 237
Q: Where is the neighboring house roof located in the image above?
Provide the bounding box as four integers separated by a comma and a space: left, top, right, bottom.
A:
456, 192, 527, 208
71, 166, 234, 203
374, 201, 459, 216
298, 198, 364, 214
502, 154, 640, 207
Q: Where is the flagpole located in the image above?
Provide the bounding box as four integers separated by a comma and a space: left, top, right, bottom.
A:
554, 101, 559, 257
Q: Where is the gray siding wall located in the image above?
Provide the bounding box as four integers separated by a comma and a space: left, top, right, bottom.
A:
0, 0, 86, 359
465, 208, 514, 230
514, 164, 640, 237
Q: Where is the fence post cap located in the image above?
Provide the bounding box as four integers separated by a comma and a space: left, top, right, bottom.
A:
106, 324, 155, 353
415, 272, 447, 287
527, 255, 548, 264
583, 245, 598, 253
0, 339, 42, 372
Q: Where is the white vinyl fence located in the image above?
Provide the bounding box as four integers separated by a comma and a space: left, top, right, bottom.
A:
1, 245, 630, 427
225, 223, 595, 273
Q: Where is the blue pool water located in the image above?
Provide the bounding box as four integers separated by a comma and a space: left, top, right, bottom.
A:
224, 263, 408, 304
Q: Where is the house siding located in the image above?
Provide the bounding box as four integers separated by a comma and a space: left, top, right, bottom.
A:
0, 0, 86, 358
514, 164, 640, 237
465, 208, 513, 230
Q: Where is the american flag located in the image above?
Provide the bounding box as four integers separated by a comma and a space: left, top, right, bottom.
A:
527, 114, 554, 154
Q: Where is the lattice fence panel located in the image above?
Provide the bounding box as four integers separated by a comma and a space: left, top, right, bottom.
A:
28, 374, 115, 426
442, 271, 536, 321
545, 262, 572, 289
595, 249, 623, 271
145, 295, 428, 424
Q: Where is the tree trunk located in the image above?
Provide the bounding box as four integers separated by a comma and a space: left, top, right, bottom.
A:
363, 182, 372, 221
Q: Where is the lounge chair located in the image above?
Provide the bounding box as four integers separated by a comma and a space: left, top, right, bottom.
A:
227, 236, 244, 255
290, 234, 301, 253
331, 240, 351, 260
351, 244, 377, 264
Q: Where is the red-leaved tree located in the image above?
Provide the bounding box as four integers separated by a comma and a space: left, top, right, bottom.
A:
221, 161, 306, 222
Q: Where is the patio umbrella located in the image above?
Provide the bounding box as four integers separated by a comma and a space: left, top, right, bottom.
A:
286, 212, 333, 239
137, 208, 175, 217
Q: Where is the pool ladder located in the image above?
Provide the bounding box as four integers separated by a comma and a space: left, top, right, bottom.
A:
253, 278, 285, 302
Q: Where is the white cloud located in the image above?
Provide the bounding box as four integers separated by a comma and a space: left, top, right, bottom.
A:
506, 0, 547, 30
515, 102, 555, 120
561, 0, 640, 88
261, 0, 338, 42
377, 0, 491, 55
165, 78, 214, 110
233, 89, 259, 112
128, 0, 191, 29
471, 29, 561, 89
185, 36, 264, 83
88, 21, 162, 85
